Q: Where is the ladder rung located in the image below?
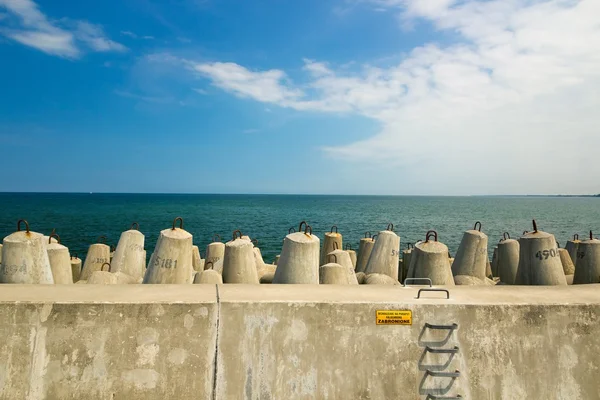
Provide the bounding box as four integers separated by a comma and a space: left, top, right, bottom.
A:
426, 395, 463, 400
426, 370, 461, 378
425, 346, 459, 354
425, 323, 458, 330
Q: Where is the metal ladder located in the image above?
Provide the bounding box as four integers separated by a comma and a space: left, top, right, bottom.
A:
418, 322, 463, 399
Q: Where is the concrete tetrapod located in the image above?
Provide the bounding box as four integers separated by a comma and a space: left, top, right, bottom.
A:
321, 226, 343, 266
111, 223, 145, 281
45, 233, 73, 284
573, 231, 600, 284
70, 253, 82, 282
319, 261, 358, 284
356, 271, 366, 284
192, 245, 202, 271
401, 243, 414, 284
364, 224, 400, 280
257, 264, 276, 281
558, 248, 575, 275
87, 263, 117, 284
0, 243, 3, 266
143, 217, 194, 284
80, 236, 111, 281
344, 244, 357, 269
0, 220, 54, 284
364, 273, 400, 285
515, 220, 567, 285
205, 235, 225, 270
273, 222, 320, 284
326, 251, 358, 284
491, 247, 499, 277
451, 221, 488, 282
565, 234, 581, 269
356, 233, 375, 273
193, 269, 223, 284
253, 246, 266, 270
497, 233, 519, 285
406, 230, 455, 286
222, 230, 259, 284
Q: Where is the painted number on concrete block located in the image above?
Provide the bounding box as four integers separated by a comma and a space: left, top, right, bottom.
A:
376, 310, 412, 325
535, 249, 558, 260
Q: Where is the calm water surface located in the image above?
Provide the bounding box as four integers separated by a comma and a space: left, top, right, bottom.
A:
0, 193, 598, 263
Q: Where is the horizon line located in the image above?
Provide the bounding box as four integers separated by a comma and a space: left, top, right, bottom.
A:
0, 192, 598, 197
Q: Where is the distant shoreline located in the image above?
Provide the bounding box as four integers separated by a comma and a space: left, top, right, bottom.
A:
0, 192, 599, 197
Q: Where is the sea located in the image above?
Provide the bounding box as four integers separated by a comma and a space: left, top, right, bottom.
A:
0, 193, 598, 263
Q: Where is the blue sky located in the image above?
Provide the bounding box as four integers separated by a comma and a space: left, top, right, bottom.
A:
1, 0, 599, 195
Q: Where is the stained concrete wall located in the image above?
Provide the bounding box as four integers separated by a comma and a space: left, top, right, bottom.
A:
0, 286, 217, 400
0, 285, 598, 399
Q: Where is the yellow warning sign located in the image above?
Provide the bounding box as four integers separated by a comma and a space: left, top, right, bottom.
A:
376, 310, 412, 325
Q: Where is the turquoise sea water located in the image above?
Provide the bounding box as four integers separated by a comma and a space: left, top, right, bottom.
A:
0, 193, 598, 264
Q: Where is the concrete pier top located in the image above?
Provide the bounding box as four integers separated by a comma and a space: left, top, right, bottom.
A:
0, 284, 598, 305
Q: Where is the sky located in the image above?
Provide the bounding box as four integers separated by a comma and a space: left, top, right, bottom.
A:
0, 0, 599, 195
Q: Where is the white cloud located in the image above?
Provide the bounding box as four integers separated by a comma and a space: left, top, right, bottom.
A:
0, 0, 125, 58
120, 30, 137, 38
75, 21, 126, 52
188, 0, 600, 194
189, 62, 304, 104
120, 30, 154, 40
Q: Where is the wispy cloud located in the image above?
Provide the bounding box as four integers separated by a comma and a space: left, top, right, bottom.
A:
0, 0, 126, 58
114, 90, 174, 104
120, 30, 154, 40
174, 0, 600, 194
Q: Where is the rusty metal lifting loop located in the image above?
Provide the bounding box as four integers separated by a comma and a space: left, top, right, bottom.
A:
574, 234, 579, 240
71, 252, 78, 259
172, 217, 184, 230
344, 243, 352, 250
101, 263, 111, 272
328, 254, 338, 263
232, 230, 243, 240
407, 242, 413, 249
387, 223, 394, 231
590, 231, 594, 240
17, 219, 30, 233
330, 225, 338, 234
523, 231, 528, 235
212, 234, 221, 243
110, 245, 116, 252
298, 221, 308, 232
205, 261, 214, 270
372, 234, 378, 241
332, 241, 339, 250
289, 227, 296, 234
130, 222, 139, 231
503, 232, 510, 240
305, 225, 313, 235
364, 232, 371, 238
474, 221, 482, 232
425, 230, 438, 242
49, 232, 60, 244
252, 239, 258, 246
97, 235, 106, 244
532, 220, 538, 233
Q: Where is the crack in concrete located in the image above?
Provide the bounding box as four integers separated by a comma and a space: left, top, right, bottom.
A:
211, 284, 221, 400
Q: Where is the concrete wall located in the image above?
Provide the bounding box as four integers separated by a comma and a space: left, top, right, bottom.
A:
0, 285, 598, 399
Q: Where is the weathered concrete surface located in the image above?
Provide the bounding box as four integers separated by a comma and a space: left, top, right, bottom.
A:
356, 237, 374, 273
0, 285, 217, 400
111, 230, 145, 281
1, 285, 600, 399
216, 285, 600, 400
451, 229, 488, 280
